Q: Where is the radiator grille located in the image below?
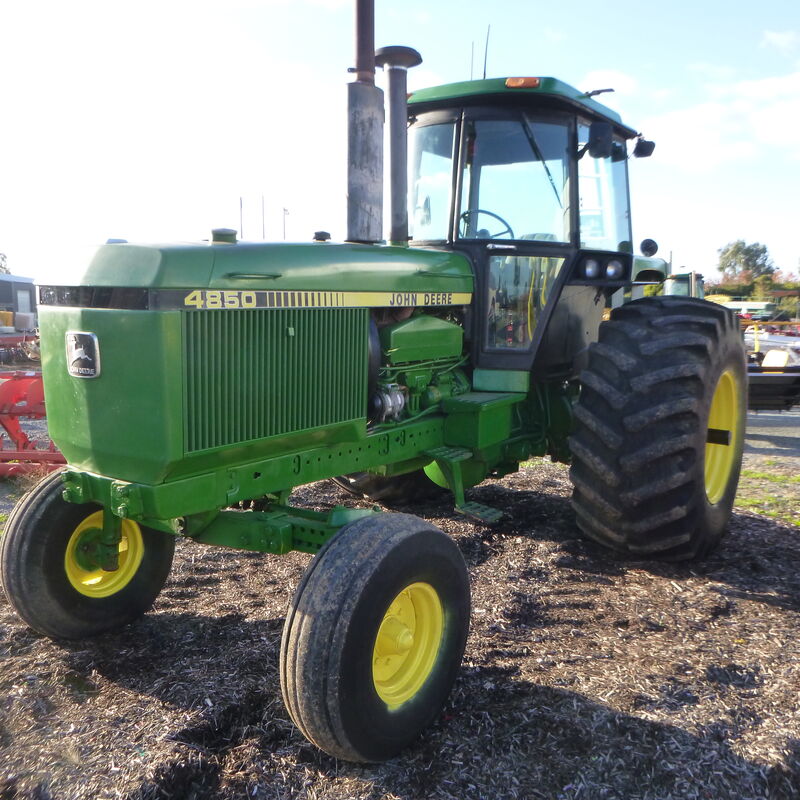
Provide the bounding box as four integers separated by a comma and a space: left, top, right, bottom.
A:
183, 308, 367, 453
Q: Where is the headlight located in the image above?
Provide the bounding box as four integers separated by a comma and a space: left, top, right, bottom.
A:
606, 259, 624, 279
584, 258, 601, 279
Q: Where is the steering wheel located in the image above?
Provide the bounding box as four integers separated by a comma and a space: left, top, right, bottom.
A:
459, 209, 515, 240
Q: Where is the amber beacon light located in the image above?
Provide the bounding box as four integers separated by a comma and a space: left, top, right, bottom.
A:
505, 77, 541, 88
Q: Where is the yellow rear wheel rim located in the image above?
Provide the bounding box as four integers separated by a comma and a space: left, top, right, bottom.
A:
372, 582, 444, 709
705, 369, 740, 505
64, 512, 145, 598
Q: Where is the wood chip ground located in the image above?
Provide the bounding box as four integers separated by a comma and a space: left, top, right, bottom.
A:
1, 423, 798, 800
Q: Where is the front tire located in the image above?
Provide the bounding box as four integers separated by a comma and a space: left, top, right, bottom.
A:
280, 513, 470, 762
569, 297, 746, 561
0, 471, 175, 638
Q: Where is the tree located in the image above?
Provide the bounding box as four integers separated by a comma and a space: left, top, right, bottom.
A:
777, 294, 800, 320
752, 274, 774, 301
717, 240, 775, 282
0, 253, 8, 275
703, 279, 753, 299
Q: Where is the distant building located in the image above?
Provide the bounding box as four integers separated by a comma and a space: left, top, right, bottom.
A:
0, 274, 36, 317
719, 300, 777, 316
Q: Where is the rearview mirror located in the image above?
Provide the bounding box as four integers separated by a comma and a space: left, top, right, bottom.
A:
611, 141, 627, 162
588, 122, 613, 158
633, 137, 655, 158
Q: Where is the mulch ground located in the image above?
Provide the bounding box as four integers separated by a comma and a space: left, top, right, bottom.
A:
1, 461, 799, 800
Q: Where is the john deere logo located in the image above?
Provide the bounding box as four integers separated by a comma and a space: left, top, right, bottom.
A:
66, 332, 101, 378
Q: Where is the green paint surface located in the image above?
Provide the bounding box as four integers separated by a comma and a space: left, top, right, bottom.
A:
59, 242, 474, 293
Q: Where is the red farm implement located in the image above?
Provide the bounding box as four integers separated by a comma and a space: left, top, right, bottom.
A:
0, 371, 65, 476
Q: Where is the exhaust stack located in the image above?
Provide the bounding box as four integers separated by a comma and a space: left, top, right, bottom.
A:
376, 46, 422, 245
346, 0, 384, 243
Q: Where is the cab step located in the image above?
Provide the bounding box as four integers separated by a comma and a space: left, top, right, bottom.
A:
425, 445, 473, 462
455, 501, 504, 525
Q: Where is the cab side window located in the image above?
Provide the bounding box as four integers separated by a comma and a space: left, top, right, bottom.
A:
487, 255, 566, 349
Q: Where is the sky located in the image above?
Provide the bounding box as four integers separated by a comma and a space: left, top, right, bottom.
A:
1, 0, 798, 283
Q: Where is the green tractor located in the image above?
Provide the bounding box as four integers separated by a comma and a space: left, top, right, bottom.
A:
0, 2, 746, 763
664, 270, 705, 298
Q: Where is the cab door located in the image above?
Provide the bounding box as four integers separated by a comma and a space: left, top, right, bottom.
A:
451, 109, 577, 371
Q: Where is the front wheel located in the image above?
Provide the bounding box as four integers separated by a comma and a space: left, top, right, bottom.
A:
0, 471, 175, 638
280, 513, 470, 762
569, 297, 746, 561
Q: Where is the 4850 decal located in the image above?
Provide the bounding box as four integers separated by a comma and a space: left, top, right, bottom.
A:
177, 289, 472, 310
183, 290, 258, 309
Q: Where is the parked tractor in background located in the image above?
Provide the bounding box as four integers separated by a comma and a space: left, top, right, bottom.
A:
664, 270, 704, 299
743, 323, 800, 411
664, 272, 800, 410
0, 0, 746, 762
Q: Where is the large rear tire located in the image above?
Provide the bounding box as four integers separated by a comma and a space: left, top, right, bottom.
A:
569, 297, 746, 561
280, 513, 470, 762
0, 471, 175, 638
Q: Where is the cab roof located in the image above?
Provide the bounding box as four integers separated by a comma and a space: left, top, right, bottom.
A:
408, 76, 637, 138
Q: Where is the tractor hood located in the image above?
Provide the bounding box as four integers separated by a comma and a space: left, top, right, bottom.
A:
44, 241, 473, 298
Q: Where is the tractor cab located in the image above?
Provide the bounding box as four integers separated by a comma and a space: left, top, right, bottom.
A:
407, 78, 652, 378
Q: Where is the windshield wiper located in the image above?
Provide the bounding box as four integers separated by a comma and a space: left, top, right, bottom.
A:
521, 115, 563, 209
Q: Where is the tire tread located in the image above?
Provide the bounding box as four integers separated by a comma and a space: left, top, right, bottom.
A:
568, 297, 746, 561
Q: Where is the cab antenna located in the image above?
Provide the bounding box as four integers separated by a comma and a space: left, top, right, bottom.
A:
482, 25, 491, 79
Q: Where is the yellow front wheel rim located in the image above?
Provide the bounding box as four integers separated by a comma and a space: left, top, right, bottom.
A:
64, 512, 145, 598
705, 369, 740, 505
372, 582, 444, 709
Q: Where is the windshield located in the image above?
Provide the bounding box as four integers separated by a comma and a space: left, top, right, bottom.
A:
459, 116, 570, 242
409, 111, 632, 251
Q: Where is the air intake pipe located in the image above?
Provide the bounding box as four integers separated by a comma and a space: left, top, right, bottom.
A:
376, 46, 422, 245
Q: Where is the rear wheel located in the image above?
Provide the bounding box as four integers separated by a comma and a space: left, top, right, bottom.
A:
280, 513, 470, 762
569, 297, 746, 561
0, 471, 175, 638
